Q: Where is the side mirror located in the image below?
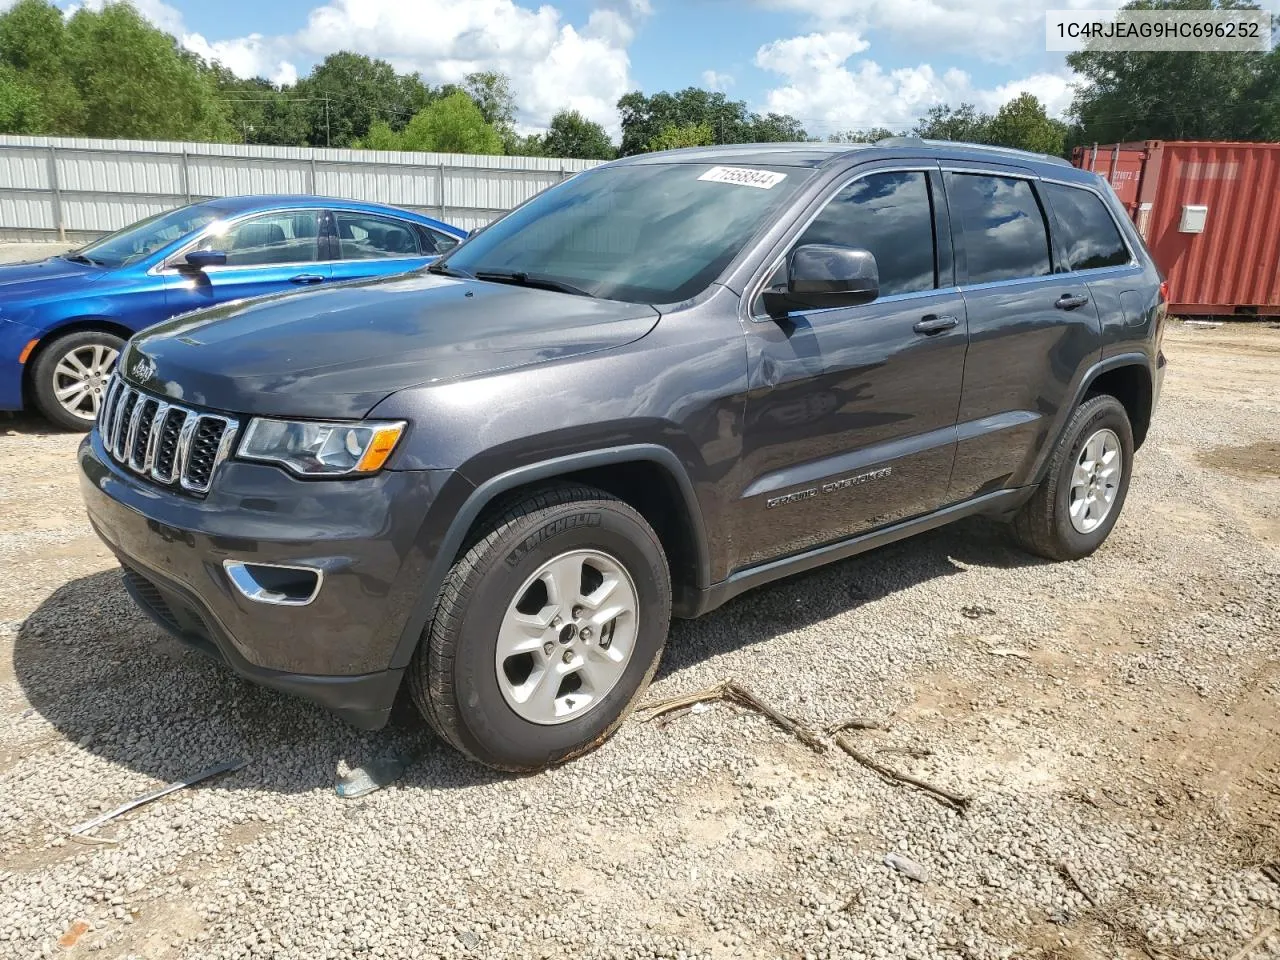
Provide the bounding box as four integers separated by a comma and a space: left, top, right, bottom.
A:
762, 244, 880, 316
183, 249, 228, 270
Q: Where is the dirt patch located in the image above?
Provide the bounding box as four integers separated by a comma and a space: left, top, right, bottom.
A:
1201, 441, 1280, 479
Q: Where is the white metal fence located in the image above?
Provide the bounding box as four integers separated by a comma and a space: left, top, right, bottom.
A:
0, 135, 605, 242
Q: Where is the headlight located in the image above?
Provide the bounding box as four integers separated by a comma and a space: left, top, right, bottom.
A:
238, 418, 406, 476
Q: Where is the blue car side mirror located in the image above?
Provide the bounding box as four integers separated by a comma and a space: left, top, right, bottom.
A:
184, 250, 228, 270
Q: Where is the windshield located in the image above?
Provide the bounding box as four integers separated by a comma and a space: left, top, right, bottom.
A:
441, 162, 809, 304
77, 204, 221, 267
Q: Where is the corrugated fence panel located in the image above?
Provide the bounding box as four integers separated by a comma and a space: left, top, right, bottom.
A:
191, 156, 313, 197
0, 135, 604, 241
0, 146, 51, 190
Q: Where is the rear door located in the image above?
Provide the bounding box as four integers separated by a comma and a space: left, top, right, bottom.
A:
1038, 179, 1150, 356
735, 164, 969, 569
161, 209, 332, 315
328, 211, 438, 283
944, 166, 1102, 502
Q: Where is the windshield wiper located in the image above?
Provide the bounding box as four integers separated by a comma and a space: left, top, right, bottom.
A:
62, 253, 105, 266
427, 261, 475, 280
473, 270, 592, 298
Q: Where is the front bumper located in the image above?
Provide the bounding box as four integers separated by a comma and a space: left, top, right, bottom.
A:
0, 317, 40, 411
79, 430, 459, 729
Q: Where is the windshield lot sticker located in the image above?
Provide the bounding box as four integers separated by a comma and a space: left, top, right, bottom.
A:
698, 166, 788, 189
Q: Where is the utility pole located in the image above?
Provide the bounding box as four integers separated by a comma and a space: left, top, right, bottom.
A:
325, 98, 331, 147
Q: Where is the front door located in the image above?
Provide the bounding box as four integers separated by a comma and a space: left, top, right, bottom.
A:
162, 209, 332, 315
735, 167, 968, 570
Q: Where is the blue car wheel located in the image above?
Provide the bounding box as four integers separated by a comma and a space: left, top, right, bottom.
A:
31, 330, 123, 430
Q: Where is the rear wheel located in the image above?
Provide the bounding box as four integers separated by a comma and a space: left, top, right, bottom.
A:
408, 483, 671, 771
1012, 393, 1134, 560
30, 330, 123, 431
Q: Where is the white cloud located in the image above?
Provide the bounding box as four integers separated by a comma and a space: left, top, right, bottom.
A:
756, 0, 1121, 64
294, 0, 643, 131
755, 30, 1075, 133
701, 69, 734, 91
183, 33, 299, 87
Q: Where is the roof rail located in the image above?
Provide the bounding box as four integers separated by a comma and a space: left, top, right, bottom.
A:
874, 136, 1073, 168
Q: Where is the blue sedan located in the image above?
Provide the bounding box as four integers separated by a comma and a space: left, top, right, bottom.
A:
0, 196, 465, 429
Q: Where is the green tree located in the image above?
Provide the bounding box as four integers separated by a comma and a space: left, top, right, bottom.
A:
355, 119, 404, 150
647, 121, 714, 151
986, 93, 1068, 155
748, 112, 809, 142
1067, 0, 1268, 143
364, 92, 504, 154
618, 87, 806, 155
0, 63, 44, 133
212, 68, 309, 145
539, 109, 615, 159
912, 102, 992, 142
295, 52, 434, 147
62, 3, 233, 140
828, 127, 898, 143
0, 0, 83, 132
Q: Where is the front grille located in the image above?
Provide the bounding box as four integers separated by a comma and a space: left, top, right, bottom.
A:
97, 375, 239, 495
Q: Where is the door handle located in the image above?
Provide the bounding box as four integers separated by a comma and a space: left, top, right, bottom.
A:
290, 274, 326, 285
1055, 293, 1090, 311
913, 314, 960, 335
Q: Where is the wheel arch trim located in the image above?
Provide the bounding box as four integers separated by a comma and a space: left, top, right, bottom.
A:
389, 443, 710, 670
1030, 351, 1153, 485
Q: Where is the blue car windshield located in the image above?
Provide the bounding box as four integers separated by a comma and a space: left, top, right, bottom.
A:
440, 162, 809, 304
77, 204, 221, 267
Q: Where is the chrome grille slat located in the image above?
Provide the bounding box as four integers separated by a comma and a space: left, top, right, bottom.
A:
95, 375, 238, 497
110, 385, 131, 454
124, 395, 147, 468
140, 401, 168, 473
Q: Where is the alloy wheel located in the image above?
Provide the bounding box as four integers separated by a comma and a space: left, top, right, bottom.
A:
1069, 427, 1122, 534
494, 549, 639, 725
52, 343, 119, 422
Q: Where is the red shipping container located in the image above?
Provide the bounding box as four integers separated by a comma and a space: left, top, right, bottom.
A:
1071, 140, 1280, 316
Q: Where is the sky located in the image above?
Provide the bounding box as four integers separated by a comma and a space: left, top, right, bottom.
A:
51, 0, 1129, 138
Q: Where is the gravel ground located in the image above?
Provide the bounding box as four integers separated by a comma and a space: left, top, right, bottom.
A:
1, 320, 1278, 960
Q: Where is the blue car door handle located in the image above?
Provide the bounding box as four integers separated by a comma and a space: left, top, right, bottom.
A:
290, 274, 326, 285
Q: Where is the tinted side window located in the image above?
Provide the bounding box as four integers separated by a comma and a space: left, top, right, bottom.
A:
1042, 182, 1130, 271
195, 211, 322, 266
334, 212, 422, 260
424, 227, 460, 255
947, 174, 1051, 283
796, 171, 936, 296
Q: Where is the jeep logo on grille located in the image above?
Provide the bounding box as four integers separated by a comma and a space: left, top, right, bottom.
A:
130, 357, 156, 383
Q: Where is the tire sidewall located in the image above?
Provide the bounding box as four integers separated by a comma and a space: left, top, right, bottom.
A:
1051, 398, 1134, 556
32, 331, 124, 431
449, 502, 670, 769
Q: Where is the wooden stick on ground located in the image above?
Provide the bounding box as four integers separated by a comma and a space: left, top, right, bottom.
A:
831, 732, 970, 812
639, 680, 826, 753
1226, 922, 1279, 960
1057, 861, 1099, 908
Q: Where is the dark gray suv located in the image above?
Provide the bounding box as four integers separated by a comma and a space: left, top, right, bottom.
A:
79, 140, 1166, 770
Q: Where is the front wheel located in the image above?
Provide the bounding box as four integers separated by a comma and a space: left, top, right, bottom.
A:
30, 330, 123, 431
1012, 393, 1134, 561
408, 484, 671, 771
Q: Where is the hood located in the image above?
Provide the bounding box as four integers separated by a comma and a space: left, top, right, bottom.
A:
0, 257, 106, 301
122, 272, 661, 419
